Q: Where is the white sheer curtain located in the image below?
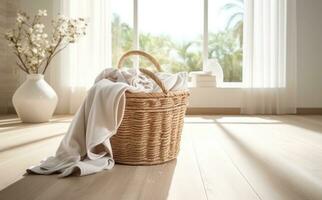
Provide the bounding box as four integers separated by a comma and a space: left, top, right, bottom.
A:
47, 0, 111, 114
241, 0, 297, 114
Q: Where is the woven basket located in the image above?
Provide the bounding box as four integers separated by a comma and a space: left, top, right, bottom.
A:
111, 50, 189, 165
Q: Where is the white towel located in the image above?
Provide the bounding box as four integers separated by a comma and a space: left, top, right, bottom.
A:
27, 68, 188, 177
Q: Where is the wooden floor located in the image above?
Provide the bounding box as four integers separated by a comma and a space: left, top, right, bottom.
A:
0, 115, 322, 200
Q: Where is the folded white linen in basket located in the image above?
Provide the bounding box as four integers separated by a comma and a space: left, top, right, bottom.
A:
27, 68, 188, 177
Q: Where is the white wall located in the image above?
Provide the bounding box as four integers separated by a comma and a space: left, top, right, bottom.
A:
296, 0, 322, 108
19, 0, 54, 28
0, 0, 20, 114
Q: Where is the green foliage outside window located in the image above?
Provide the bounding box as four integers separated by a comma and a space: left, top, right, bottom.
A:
111, 0, 244, 82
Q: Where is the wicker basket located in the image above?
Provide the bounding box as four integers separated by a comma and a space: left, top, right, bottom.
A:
111, 50, 189, 165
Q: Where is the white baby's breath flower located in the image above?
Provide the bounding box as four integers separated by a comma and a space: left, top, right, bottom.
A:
23, 49, 32, 57
30, 57, 39, 65
31, 48, 38, 54
50, 41, 57, 47
39, 50, 46, 58
37, 10, 47, 16
37, 34, 42, 40
34, 24, 45, 33
30, 34, 36, 42
45, 41, 50, 48
58, 15, 67, 21
20, 45, 29, 54
16, 13, 26, 23
5, 10, 87, 74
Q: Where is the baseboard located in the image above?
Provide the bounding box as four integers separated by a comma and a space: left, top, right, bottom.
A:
187, 107, 322, 115
296, 108, 322, 115
186, 107, 241, 115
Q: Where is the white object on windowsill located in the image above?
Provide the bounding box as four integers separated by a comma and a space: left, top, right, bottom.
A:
205, 59, 224, 86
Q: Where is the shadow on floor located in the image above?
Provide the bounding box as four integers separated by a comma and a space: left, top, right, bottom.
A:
274, 115, 322, 135
199, 116, 322, 200
0, 160, 177, 200
0, 132, 66, 153
0, 118, 72, 134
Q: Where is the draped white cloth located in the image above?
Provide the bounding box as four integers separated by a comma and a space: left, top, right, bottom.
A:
241, 0, 297, 114
47, 0, 111, 114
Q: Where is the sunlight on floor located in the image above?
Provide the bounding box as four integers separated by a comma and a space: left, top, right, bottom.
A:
185, 115, 283, 124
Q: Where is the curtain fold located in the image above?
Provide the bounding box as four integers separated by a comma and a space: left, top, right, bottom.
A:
241, 0, 297, 114
47, 0, 111, 114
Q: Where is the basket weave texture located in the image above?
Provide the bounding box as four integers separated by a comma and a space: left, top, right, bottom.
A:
111, 50, 190, 165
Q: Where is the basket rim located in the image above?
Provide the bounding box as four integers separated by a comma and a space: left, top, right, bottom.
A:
125, 90, 189, 98
125, 104, 188, 112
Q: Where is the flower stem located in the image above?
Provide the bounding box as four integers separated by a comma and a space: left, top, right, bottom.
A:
42, 37, 62, 74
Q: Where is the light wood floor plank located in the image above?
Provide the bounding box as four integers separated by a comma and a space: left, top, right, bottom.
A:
167, 125, 208, 200
186, 122, 260, 200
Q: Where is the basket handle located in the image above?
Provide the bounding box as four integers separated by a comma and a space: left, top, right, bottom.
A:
117, 50, 162, 72
117, 50, 168, 94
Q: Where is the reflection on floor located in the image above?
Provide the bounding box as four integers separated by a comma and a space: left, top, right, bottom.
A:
0, 115, 322, 200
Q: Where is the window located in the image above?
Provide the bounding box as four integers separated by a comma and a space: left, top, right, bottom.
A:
139, 0, 203, 73
111, 0, 134, 68
111, 0, 244, 82
208, 0, 243, 82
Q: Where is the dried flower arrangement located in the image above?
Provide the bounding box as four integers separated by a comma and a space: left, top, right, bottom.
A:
4, 10, 87, 74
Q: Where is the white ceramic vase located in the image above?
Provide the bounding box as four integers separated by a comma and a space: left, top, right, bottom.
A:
12, 74, 58, 123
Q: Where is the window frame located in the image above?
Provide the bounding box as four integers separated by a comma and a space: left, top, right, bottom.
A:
122, 0, 243, 87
